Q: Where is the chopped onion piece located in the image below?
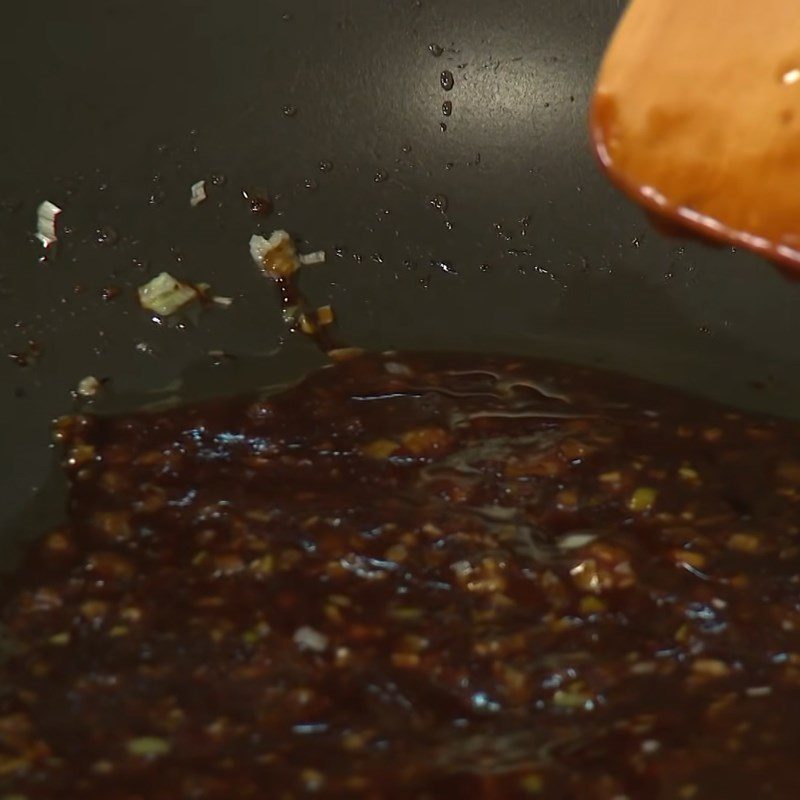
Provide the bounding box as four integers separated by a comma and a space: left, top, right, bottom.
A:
249, 230, 301, 277
293, 626, 328, 652
76, 375, 102, 398
212, 295, 234, 308
298, 250, 326, 266
137, 272, 198, 316
35, 200, 62, 247
190, 180, 207, 207
558, 532, 598, 550
249, 234, 270, 262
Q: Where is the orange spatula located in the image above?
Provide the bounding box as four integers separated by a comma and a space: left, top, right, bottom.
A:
592, 0, 800, 269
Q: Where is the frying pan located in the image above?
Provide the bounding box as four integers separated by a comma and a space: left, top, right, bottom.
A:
3, 0, 800, 548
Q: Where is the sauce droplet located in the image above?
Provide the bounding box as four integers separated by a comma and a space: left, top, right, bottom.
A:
429, 194, 449, 214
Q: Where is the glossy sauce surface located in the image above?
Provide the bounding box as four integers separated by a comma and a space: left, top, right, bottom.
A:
592, 0, 800, 269
4, 352, 800, 798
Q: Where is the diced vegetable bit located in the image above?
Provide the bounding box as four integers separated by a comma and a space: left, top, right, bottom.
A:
299, 314, 316, 335
328, 347, 365, 361
692, 658, 731, 678
400, 427, 452, 455
670, 549, 707, 570
298, 250, 326, 266
558, 532, 597, 550
390, 607, 424, 620
137, 272, 199, 316
628, 486, 657, 512
249, 230, 301, 278
293, 626, 328, 653
553, 685, 593, 709
211, 295, 234, 308
727, 532, 760, 553
35, 200, 62, 247
361, 439, 399, 459
580, 595, 607, 615
126, 737, 172, 758
76, 376, 102, 398
316, 305, 335, 326
189, 180, 207, 207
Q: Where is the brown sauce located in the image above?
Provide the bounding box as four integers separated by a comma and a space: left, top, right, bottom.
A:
3, 351, 800, 798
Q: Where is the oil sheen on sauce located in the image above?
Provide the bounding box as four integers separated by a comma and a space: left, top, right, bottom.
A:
592, 0, 800, 270
4, 351, 800, 798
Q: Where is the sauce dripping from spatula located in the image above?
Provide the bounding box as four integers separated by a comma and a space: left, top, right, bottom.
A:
592, 0, 800, 270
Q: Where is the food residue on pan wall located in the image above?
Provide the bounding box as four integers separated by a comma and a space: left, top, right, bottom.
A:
249, 229, 336, 350
189, 180, 207, 207
137, 272, 202, 317
75, 375, 102, 398
34, 200, 62, 247
137, 273, 234, 318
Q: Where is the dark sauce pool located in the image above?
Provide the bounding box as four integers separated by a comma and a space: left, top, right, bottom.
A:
3, 351, 800, 798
